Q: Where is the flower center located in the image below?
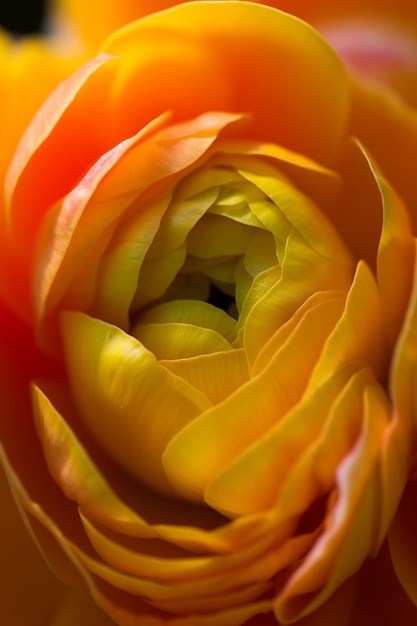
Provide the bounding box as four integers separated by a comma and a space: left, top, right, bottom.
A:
207, 283, 236, 316
128, 160, 279, 358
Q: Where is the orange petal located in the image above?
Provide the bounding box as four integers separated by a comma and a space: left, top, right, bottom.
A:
34, 112, 242, 347
102, 2, 349, 165
345, 141, 415, 346
388, 464, 417, 609
349, 72, 417, 231
6, 52, 116, 250
351, 540, 417, 626
0, 33, 84, 320
0, 464, 67, 626
51, 585, 115, 626
390, 241, 417, 430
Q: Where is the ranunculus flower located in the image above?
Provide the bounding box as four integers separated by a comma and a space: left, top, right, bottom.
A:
1, 2, 417, 624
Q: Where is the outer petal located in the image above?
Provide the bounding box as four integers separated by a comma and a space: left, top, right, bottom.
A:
348, 541, 417, 626
53, 0, 196, 49
5, 52, 117, 253
389, 243, 417, 432
102, 2, 349, 165
273, 384, 390, 621
8, 2, 349, 251
336, 139, 415, 347
388, 460, 417, 609
1, 445, 275, 625
348, 72, 417, 232
0, 32, 84, 319
0, 465, 67, 626
388, 252, 417, 606
0, 32, 82, 196
51, 586, 115, 626
5, 2, 349, 336
34, 112, 243, 348
53, 0, 417, 106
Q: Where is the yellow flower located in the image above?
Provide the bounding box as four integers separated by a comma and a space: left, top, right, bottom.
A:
1, 2, 417, 624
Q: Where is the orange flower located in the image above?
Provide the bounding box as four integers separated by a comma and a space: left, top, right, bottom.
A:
1, 2, 417, 624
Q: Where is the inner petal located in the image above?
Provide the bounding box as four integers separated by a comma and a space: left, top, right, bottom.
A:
131, 323, 233, 360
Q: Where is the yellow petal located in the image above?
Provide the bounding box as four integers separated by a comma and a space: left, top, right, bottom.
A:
390, 241, 417, 430
274, 383, 390, 621
132, 322, 233, 360
372, 157, 415, 346
214, 139, 342, 211
32, 384, 154, 537
239, 165, 352, 266
61, 311, 210, 496
138, 300, 237, 343
163, 294, 344, 504
160, 349, 249, 405
242, 226, 352, 365
309, 261, 389, 389
204, 362, 367, 517
336, 139, 415, 347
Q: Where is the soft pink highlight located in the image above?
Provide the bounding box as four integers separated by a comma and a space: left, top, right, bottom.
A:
321, 19, 417, 76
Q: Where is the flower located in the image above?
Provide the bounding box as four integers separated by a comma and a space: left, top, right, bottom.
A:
1, 2, 417, 624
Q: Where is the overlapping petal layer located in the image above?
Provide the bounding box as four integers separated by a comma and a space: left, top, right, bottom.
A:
53, 0, 417, 107
0, 30, 84, 318
1, 2, 417, 625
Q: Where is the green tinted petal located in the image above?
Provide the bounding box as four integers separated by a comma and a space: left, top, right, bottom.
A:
138, 300, 236, 342
91, 193, 172, 329
132, 322, 233, 360
131, 244, 187, 311
186, 214, 256, 258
